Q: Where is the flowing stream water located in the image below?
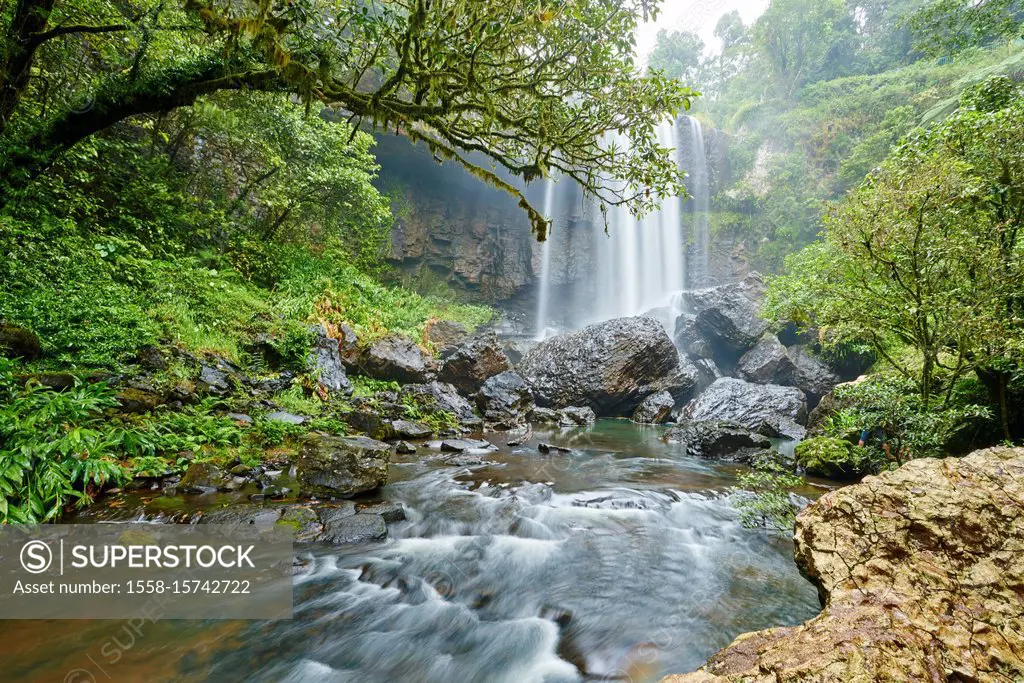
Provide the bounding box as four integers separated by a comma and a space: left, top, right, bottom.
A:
3, 422, 820, 683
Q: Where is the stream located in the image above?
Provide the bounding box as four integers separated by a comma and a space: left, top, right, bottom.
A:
2, 421, 820, 682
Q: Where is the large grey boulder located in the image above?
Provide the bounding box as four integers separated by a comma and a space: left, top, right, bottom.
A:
307, 325, 353, 396
359, 334, 437, 384
297, 434, 392, 498
476, 371, 535, 427
633, 391, 675, 425
680, 274, 768, 362
737, 335, 797, 385
518, 316, 693, 417
424, 320, 468, 354
789, 345, 840, 407
664, 420, 772, 462
437, 332, 511, 394
683, 378, 808, 437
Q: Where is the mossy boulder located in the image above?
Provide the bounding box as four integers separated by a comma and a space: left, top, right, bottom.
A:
0, 322, 41, 360
296, 434, 392, 498
795, 436, 869, 480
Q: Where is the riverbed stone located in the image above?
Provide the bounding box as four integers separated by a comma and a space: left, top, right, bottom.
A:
519, 316, 690, 416
558, 406, 597, 427
297, 434, 392, 498
401, 381, 481, 427
664, 420, 772, 462
178, 462, 227, 493
632, 391, 675, 424
319, 512, 388, 544
662, 447, 1024, 683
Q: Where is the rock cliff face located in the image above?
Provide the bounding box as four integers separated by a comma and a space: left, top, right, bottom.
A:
374, 134, 540, 300
663, 447, 1024, 682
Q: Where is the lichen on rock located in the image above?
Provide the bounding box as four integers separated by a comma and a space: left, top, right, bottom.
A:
663, 447, 1024, 682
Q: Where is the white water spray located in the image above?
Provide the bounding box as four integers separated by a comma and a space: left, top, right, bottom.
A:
534, 179, 557, 340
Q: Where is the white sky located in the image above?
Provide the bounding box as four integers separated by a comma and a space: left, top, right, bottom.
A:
635, 0, 771, 61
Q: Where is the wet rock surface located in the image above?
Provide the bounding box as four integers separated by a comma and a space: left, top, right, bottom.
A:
664, 421, 772, 462
663, 447, 1024, 683
358, 334, 437, 383
475, 371, 535, 427
307, 324, 353, 396
680, 274, 768, 363
519, 316, 691, 416
632, 391, 675, 425
296, 434, 392, 498
682, 378, 807, 437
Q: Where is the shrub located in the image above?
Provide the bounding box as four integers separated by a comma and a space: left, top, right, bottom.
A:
732, 458, 806, 534
795, 436, 873, 480
0, 361, 126, 522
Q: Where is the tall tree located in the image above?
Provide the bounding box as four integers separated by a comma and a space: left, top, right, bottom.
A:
648, 28, 705, 82
753, 0, 859, 95
0, 0, 696, 237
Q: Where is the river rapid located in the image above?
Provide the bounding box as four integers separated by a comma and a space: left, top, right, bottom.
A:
2, 421, 820, 682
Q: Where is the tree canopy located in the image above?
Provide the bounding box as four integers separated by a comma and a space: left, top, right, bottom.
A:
0, 0, 696, 238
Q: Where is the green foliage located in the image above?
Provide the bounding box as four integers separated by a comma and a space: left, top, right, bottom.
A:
830, 375, 992, 458
350, 376, 402, 398
795, 436, 874, 480
0, 361, 126, 522
906, 0, 1023, 57
0, 0, 697, 232
648, 29, 705, 82
765, 79, 1024, 414
732, 458, 806, 534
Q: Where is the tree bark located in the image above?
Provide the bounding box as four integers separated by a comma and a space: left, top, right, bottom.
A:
0, 65, 283, 207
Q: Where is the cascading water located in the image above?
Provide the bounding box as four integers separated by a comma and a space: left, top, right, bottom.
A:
533, 116, 712, 334
534, 179, 557, 340
589, 121, 686, 326
682, 115, 711, 287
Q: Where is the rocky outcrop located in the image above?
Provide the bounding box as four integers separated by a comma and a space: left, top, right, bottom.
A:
663, 447, 1024, 683
476, 371, 535, 427
737, 335, 796, 385
437, 332, 511, 394
558, 406, 597, 427
424, 320, 468, 353
737, 337, 838, 409
307, 324, 353, 396
518, 316, 694, 416
0, 322, 41, 360
358, 334, 437, 384
682, 378, 807, 438
664, 421, 771, 462
296, 434, 392, 498
680, 274, 768, 363
633, 391, 675, 425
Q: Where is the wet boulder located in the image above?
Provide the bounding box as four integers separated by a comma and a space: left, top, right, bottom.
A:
476, 371, 535, 427
664, 420, 772, 462
518, 316, 691, 417
437, 332, 511, 394
359, 334, 437, 384
737, 335, 797, 385
680, 274, 768, 362
682, 378, 807, 436
297, 434, 392, 498
558, 406, 597, 427
633, 391, 675, 425
319, 512, 388, 544
788, 345, 840, 408
178, 462, 227, 493
0, 322, 41, 360
307, 324, 353, 396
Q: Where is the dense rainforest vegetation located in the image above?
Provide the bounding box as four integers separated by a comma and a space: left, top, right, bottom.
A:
0, 0, 1022, 524
649, 0, 1024, 520
0, 0, 695, 521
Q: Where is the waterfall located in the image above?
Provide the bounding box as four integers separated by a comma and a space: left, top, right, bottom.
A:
532, 116, 712, 333
682, 115, 711, 287
533, 179, 557, 340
